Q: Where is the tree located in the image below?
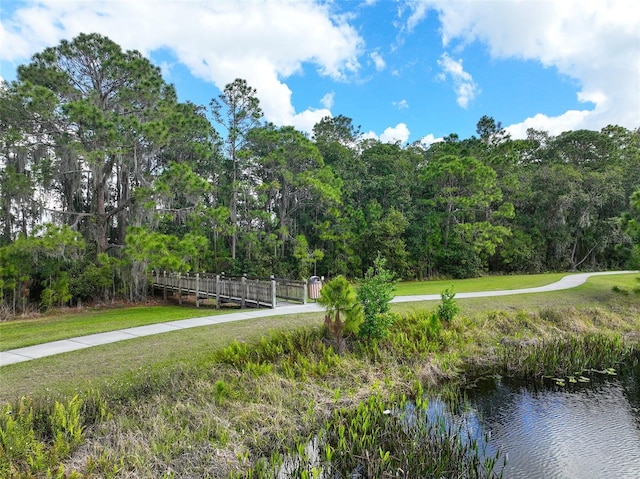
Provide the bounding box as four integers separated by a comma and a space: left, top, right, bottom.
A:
358, 140, 414, 212
419, 154, 513, 275
359, 202, 409, 277
293, 234, 324, 279
210, 79, 263, 260
0, 80, 58, 243
318, 276, 363, 353
357, 256, 397, 340
626, 190, 640, 269
16, 33, 179, 254
312, 115, 363, 199
476, 115, 510, 147
0, 224, 85, 313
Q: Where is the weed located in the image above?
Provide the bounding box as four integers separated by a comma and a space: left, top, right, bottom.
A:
498, 333, 630, 379
539, 308, 564, 323
612, 285, 629, 295
0, 395, 99, 476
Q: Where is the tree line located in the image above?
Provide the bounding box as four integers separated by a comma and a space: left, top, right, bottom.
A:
1, 33, 639, 313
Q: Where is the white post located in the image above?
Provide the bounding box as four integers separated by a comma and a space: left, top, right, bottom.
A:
303, 278, 308, 304
271, 276, 277, 309
216, 274, 220, 309
195, 273, 200, 308
241, 274, 247, 308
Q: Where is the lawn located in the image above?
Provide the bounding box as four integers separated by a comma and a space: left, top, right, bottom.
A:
393, 272, 567, 296
0, 304, 226, 351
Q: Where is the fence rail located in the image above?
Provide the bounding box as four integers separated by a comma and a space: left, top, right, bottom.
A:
151, 272, 307, 309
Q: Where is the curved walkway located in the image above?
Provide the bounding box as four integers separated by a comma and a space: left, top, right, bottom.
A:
1, 271, 635, 367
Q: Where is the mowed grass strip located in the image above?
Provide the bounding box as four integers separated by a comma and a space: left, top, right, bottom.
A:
394, 272, 568, 296
0, 304, 228, 351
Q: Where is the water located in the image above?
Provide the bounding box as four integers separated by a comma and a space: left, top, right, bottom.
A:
461, 366, 640, 479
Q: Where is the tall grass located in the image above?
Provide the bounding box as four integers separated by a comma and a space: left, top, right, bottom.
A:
498, 333, 636, 381
240, 391, 504, 479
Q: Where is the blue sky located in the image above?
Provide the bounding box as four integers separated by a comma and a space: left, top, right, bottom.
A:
1, 0, 639, 145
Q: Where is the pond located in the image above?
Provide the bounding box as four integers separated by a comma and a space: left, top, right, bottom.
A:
458, 364, 640, 479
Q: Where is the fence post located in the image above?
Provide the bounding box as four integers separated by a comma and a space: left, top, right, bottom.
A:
195, 273, 200, 308
241, 274, 247, 308
303, 278, 308, 304
216, 274, 220, 309
163, 271, 167, 300
271, 275, 277, 309
177, 273, 182, 305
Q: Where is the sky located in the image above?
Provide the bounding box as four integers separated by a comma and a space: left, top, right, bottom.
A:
1, 0, 639, 145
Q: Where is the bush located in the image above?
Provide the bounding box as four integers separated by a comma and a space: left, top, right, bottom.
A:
357, 257, 398, 340
437, 287, 460, 323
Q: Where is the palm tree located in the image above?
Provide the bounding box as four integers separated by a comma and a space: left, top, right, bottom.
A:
317, 276, 363, 353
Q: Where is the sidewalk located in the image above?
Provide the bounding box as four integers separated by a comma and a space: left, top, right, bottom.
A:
1, 271, 635, 367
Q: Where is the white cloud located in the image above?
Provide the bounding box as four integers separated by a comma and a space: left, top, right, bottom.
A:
437, 53, 479, 108
291, 108, 333, 134
419, 133, 443, 147
405, 0, 430, 33
368, 123, 410, 143
0, 0, 364, 131
393, 99, 409, 110
383, 123, 410, 143
320, 92, 335, 109
408, 0, 640, 135
505, 110, 592, 139
370, 51, 386, 71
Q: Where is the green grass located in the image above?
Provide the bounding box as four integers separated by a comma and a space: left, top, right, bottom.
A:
0, 311, 325, 403
394, 272, 567, 296
0, 305, 227, 351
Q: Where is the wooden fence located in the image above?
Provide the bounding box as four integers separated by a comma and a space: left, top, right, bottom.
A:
151, 272, 307, 309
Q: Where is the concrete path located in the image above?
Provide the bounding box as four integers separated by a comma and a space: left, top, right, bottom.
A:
1, 271, 635, 367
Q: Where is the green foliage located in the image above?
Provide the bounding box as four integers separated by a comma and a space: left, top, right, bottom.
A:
437, 287, 460, 323
378, 310, 445, 362
498, 334, 630, 379
0, 224, 85, 313
40, 272, 72, 311
125, 227, 208, 273
0, 396, 92, 476
293, 234, 324, 279
250, 392, 504, 478
318, 276, 364, 353
357, 256, 398, 340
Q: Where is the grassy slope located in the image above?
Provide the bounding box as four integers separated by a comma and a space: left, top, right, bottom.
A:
1, 273, 638, 403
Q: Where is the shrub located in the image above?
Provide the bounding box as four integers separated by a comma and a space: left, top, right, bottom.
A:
318, 276, 363, 354
437, 287, 460, 323
357, 256, 397, 340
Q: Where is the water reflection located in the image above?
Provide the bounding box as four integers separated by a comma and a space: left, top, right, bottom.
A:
463, 366, 640, 479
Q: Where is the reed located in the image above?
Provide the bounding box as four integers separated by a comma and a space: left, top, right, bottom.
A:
242, 392, 504, 478
498, 333, 635, 380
